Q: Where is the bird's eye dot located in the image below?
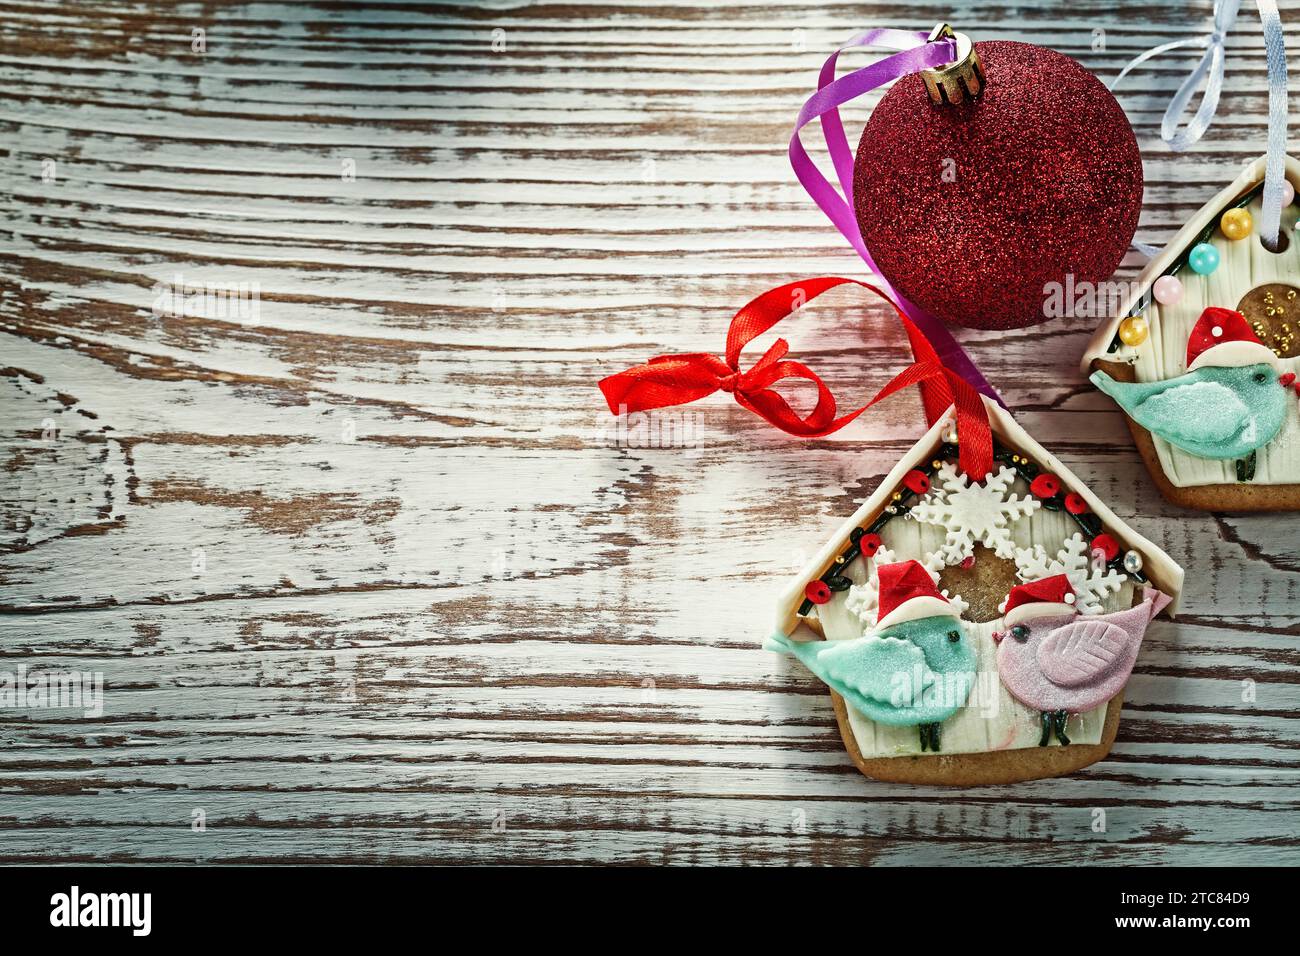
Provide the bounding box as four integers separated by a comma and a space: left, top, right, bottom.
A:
1255, 372, 1268, 384
947, 630, 960, 643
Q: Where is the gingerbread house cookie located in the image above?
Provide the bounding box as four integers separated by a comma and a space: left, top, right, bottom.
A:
1082, 155, 1300, 511
767, 398, 1183, 786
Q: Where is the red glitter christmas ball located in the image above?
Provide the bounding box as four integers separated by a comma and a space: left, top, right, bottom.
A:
853, 40, 1143, 331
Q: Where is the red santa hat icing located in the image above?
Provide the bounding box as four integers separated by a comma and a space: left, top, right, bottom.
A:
998, 574, 1077, 627
875, 560, 959, 630
1186, 306, 1279, 373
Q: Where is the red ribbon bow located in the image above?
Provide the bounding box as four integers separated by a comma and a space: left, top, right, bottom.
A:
598, 277, 993, 480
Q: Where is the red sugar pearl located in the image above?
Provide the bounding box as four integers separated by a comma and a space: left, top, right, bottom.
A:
903, 469, 930, 494
858, 533, 882, 557
805, 581, 832, 605
1091, 533, 1119, 563
1030, 473, 1061, 499
1064, 492, 1088, 515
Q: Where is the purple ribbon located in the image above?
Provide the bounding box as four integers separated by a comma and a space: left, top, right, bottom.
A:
789, 29, 1005, 406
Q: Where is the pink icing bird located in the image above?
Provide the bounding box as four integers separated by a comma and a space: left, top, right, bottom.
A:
992, 574, 1172, 746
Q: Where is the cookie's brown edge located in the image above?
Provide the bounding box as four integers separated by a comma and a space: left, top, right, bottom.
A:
1093, 358, 1300, 513
830, 691, 1122, 786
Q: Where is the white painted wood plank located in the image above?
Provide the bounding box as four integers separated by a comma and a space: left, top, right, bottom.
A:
2, 0, 1299, 864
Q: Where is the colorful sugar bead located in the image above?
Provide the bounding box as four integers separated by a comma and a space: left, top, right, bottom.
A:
805, 580, 832, 605
1220, 208, 1253, 241
1029, 473, 1061, 499
1118, 315, 1149, 346
858, 533, 882, 557
1091, 533, 1120, 563
1189, 243, 1220, 275
1152, 275, 1183, 305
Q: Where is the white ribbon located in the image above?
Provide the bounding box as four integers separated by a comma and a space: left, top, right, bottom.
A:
1111, 0, 1289, 248
1257, 0, 1288, 249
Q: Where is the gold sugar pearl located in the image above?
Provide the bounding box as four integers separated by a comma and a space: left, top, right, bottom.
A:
1222, 208, 1254, 240
1119, 315, 1149, 346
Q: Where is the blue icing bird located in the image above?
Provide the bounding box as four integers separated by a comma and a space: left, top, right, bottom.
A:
1090, 363, 1289, 461
766, 614, 977, 753
1091, 305, 1297, 479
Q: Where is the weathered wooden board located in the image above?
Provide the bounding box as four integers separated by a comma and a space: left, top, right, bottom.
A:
0, 0, 1298, 864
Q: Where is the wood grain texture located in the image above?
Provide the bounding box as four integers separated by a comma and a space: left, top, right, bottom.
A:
1, 0, 1298, 865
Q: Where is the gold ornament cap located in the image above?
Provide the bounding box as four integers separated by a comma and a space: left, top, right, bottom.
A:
922, 24, 983, 105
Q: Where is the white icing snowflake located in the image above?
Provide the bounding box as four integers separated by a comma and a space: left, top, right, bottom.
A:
1013, 532, 1126, 615
844, 544, 970, 627
908, 463, 1041, 563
